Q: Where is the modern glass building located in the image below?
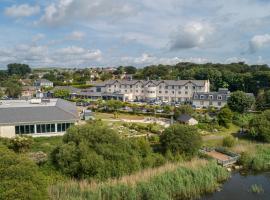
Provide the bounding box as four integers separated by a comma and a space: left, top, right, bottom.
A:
0, 99, 78, 138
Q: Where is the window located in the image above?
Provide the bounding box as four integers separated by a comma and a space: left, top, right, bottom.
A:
185, 86, 188, 89
200, 95, 204, 99
165, 91, 168, 94
178, 91, 181, 94
172, 86, 175, 89
15, 124, 35, 134
159, 85, 162, 89
172, 91, 175, 94
200, 101, 204, 105
194, 95, 198, 99
178, 86, 181, 89
159, 91, 162, 94
193, 86, 196, 90
165, 86, 168, 89
209, 95, 213, 99
185, 91, 188, 95
217, 95, 222, 100
218, 102, 222, 106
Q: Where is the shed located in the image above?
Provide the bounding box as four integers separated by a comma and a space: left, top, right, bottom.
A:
177, 114, 198, 125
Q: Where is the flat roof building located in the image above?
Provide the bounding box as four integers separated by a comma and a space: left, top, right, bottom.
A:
0, 99, 79, 138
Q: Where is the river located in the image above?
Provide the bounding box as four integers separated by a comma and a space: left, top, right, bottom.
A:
201, 172, 270, 200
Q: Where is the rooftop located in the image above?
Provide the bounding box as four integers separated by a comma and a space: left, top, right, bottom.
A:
0, 99, 78, 125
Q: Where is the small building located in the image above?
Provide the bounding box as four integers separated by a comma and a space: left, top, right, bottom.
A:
192, 88, 230, 109
177, 114, 198, 125
21, 86, 38, 98
0, 98, 79, 138
34, 79, 54, 88
81, 110, 95, 120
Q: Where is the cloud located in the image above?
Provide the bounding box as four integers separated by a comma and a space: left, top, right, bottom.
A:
4, 4, 40, 18
32, 33, 45, 42
169, 21, 215, 50
66, 31, 86, 40
249, 34, 270, 53
0, 45, 102, 67
120, 53, 209, 66
39, 0, 138, 26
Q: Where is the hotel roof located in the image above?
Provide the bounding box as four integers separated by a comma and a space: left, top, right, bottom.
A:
0, 99, 78, 125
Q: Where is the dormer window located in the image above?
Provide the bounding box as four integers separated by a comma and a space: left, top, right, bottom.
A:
200, 95, 204, 99
209, 95, 213, 100
217, 95, 222, 100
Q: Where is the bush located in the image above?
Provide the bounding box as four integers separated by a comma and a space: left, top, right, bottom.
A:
222, 136, 236, 147
160, 124, 202, 157
217, 107, 233, 128
9, 136, 33, 153
51, 122, 164, 180
0, 145, 48, 200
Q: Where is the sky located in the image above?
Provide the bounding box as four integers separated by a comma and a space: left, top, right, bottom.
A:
1, 0, 270, 68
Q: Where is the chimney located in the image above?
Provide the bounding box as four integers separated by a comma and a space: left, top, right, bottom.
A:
146, 77, 150, 81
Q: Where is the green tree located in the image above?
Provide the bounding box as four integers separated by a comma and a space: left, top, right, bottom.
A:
51, 122, 163, 180
249, 110, 270, 142
124, 66, 137, 74
227, 91, 255, 113
4, 79, 22, 98
0, 146, 48, 200
160, 124, 202, 157
53, 89, 70, 99
7, 63, 31, 77
174, 105, 194, 118
256, 89, 270, 110
217, 107, 233, 128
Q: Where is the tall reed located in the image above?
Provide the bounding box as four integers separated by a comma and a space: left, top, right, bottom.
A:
49, 159, 229, 200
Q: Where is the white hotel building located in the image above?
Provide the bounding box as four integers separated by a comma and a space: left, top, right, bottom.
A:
83, 79, 210, 102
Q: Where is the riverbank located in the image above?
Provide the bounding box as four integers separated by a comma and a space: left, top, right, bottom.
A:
49, 159, 229, 200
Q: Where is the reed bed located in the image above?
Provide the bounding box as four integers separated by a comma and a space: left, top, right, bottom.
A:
49, 159, 229, 200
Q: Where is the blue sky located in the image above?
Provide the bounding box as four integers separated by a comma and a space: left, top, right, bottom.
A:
1, 0, 270, 68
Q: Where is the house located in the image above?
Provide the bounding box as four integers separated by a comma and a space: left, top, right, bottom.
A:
0, 98, 79, 138
34, 79, 54, 88
177, 114, 198, 125
192, 88, 230, 109
82, 79, 210, 103
21, 86, 38, 98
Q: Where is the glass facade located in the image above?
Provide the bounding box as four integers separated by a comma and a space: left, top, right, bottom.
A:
15, 123, 74, 134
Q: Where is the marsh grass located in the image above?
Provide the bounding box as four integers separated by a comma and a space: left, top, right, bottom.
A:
250, 184, 264, 194
49, 159, 229, 200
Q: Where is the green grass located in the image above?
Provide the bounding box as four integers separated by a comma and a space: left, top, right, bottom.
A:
31, 136, 63, 154
49, 160, 229, 200
240, 145, 270, 172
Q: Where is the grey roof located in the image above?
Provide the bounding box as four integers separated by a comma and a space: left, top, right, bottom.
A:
177, 114, 194, 122
91, 79, 208, 87
193, 88, 230, 101
52, 86, 81, 94
0, 99, 78, 125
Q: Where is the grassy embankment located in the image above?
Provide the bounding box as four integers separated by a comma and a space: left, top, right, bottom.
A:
49, 159, 229, 200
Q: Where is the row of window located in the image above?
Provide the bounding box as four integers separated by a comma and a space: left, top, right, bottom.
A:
107, 89, 190, 95
195, 95, 224, 100
15, 123, 73, 134
108, 85, 203, 90
200, 101, 222, 106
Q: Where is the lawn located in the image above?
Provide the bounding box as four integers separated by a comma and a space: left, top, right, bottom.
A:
31, 136, 63, 154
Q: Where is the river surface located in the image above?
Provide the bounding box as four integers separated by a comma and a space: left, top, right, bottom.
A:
201, 172, 270, 200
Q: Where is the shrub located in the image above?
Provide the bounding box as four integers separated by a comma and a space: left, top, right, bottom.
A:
9, 136, 33, 153
0, 145, 48, 200
52, 122, 164, 180
160, 124, 202, 157
217, 107, 233, 128
222, 136, 236, 147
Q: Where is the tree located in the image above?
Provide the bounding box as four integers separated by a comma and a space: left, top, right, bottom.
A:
249, 110, 270, 142
160, 124, 202, 157
124, 66, 137, 74
0, 146, 48, 200
227, 91, 255, 113
7, 63, 31, 77
256, 89, 270, 110
174, 105, 194, 118
4, 79, 22, 98
217, 107, 233, 128
51, 122, 163, 180
53, 89, 70, 99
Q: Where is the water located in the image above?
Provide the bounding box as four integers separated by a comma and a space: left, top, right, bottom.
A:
201, 172, 270, 200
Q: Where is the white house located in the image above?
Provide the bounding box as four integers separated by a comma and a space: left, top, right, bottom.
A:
34, 79, 54, 88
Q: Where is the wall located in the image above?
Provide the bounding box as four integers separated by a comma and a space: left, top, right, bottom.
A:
0, 125, 15, 138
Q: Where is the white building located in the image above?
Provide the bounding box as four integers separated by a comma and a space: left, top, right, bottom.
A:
34, 79, 54, 88
83, 79, 210, 103
0, 99, 79, 138
192, 88, 230, 109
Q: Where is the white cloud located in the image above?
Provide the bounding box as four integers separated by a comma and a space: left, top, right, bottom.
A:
0, 45, 102, 67
66, 31, 86, 40
249, 34, 270, 53
32, 33, 45, 42
120, 53, 209, 66
4, 4, 40, 18
39, 0, 138, 26
169, 21, 215, 50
